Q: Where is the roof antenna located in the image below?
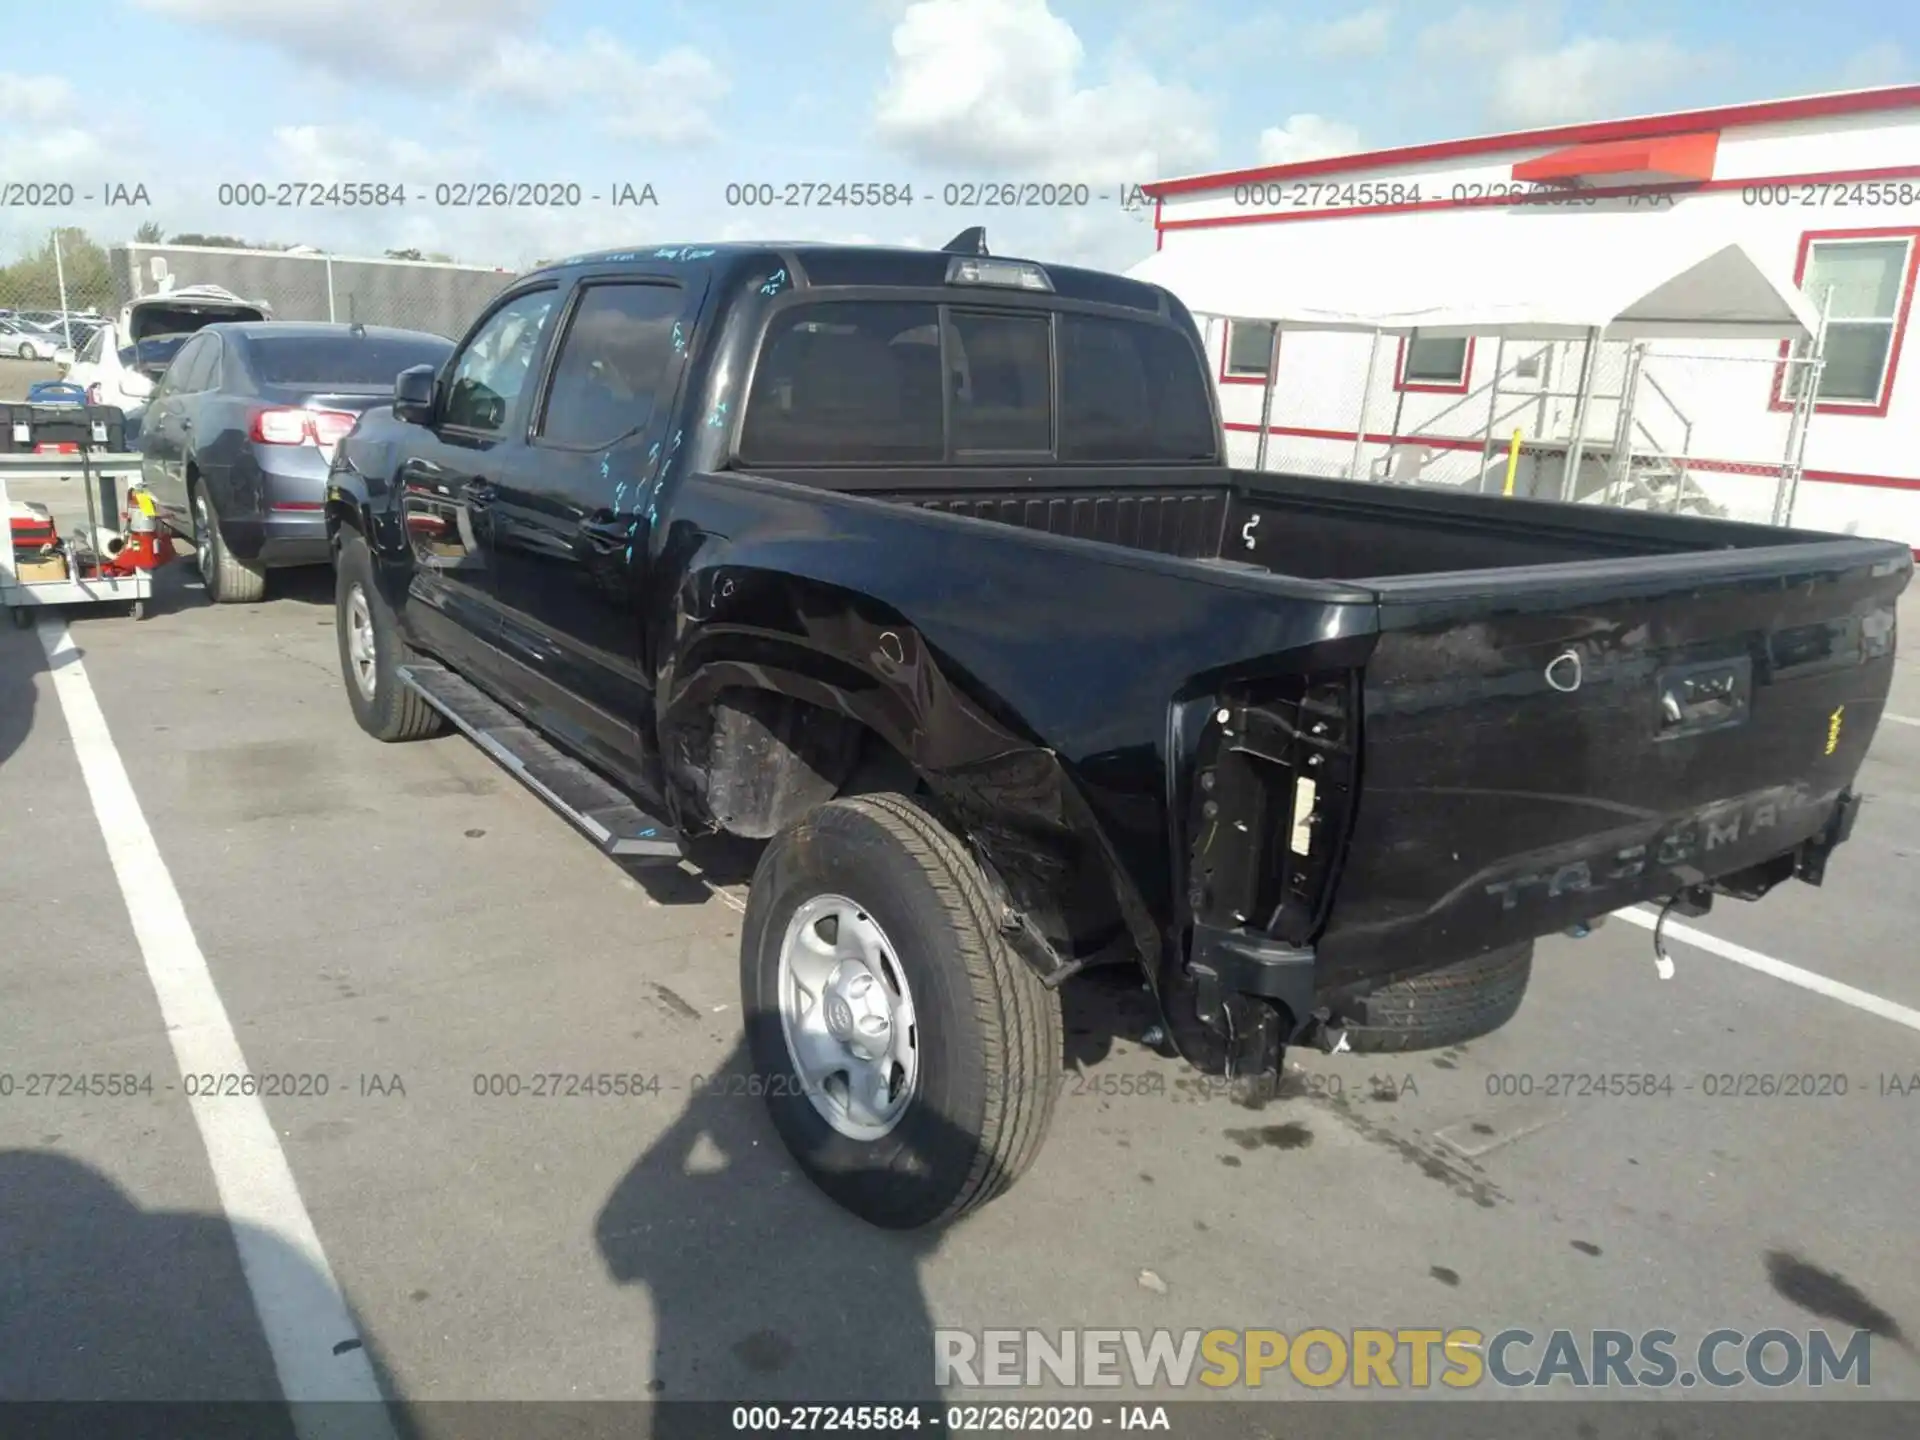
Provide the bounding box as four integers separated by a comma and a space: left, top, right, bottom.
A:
942, 227, 988, 256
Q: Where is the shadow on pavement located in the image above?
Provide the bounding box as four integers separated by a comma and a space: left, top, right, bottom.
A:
0, 1149, 411, 1439
595, 1038, 953, 1438
0, 615, 37, 773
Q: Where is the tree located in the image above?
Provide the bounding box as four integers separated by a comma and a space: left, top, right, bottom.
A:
134, 221, 165, 244
0, 228, 115, 311
385, 248, 424, 261
168, 233, 250, 249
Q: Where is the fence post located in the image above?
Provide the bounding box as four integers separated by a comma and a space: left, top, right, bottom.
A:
1559, 327, 1600, 501
1350, 328, 1384, 480
51, 228, 72, 345
1477, 335, 1506, 481
1253, 323, 1279, 472
325, 255, 337, 322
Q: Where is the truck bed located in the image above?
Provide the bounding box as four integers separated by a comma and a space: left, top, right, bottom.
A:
705, 463, 1909, 996
761, 464, 1829, 579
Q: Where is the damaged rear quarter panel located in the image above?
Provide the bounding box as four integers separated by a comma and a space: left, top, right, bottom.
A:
651, 471, 1379, 973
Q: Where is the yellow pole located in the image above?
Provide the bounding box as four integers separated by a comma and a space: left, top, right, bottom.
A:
1502, 429, 1524, 496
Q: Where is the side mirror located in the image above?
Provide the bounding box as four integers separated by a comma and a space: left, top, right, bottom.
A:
54, 348, 74, 370
123, 372, 154, 400
393, 364, 437, 425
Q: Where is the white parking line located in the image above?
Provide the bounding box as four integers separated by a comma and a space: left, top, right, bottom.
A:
1884, 712, 1920, 728
1613, 905, 1920, 1036
38, 620, 396, 1439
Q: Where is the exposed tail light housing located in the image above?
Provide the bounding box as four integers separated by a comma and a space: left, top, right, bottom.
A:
84, 382, 102, 405
1183, 672, 1359, 947
250, 407, 357, 447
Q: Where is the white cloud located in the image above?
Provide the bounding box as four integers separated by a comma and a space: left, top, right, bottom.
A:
132, 0, 545, 82
136, 1, 727, 144
472, 34, 728, 144
271, 124, 488, 185
1487, 36, 1699, 127
1256, 114, 1361, 165
1838, 41, 1912, 89
1417, 3, 1561, 61
0, 72, 75, 125
872, 0, 1215, 185
1307, 8, 1393, 60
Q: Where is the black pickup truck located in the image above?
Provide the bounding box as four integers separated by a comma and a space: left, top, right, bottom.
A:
325, 234, 1909, 1229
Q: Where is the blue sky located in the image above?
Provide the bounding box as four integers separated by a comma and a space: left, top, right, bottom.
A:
1, 0, 1913, 272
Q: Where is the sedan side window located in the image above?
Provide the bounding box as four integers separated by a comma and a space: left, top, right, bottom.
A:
154, 336, 201, 399
174, 337, 217, 394
443, 290, 558, 434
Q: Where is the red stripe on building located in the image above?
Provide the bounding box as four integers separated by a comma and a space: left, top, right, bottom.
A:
1144, 86, 1920, 198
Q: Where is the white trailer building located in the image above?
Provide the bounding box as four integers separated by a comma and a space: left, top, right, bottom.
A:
1134, 84, 1920, 553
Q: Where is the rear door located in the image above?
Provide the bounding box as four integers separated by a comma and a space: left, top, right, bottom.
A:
487, 274, 705, 783
1313, 540, 1912, 989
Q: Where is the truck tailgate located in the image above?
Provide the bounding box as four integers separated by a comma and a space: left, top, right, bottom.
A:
1313, 537, 1911, 989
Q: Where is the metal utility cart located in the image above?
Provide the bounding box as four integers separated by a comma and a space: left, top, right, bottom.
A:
2, 450, 153, 627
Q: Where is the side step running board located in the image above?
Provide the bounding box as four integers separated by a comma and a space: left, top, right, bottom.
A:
397, 661, 683, 864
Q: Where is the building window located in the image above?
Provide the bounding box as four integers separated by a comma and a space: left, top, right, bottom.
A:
1783, 232, 1917, 412
1395, 334, 1473, 392
1222, 319, 1277, 382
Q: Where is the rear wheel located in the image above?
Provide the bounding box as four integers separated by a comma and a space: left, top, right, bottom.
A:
191, 484, 266, 604
335, 533, 444, 742
741, 793, 1062, 1229
1328, 941, 1533, 1053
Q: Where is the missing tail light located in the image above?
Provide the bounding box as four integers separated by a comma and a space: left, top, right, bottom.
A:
1185, 673, 1359, 946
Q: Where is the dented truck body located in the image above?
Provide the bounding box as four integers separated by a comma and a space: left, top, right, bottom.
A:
326, 240, 1910, 1080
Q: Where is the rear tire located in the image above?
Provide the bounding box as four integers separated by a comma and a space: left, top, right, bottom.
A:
335, 533, 445, 742
191, 483, 266, 605
741, 793, 1062, 1229
1329, 942, 1533, 1053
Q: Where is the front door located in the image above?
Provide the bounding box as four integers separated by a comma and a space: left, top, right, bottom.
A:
393, 286, 561, 676
487, 277, 702, 787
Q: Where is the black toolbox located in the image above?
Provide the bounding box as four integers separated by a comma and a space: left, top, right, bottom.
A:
0, 403, 127, 454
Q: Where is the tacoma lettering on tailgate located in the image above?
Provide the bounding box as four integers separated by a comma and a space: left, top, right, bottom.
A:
1482, 784, 1832, 912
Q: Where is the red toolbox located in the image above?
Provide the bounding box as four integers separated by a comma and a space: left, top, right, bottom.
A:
9, 499, 57, 551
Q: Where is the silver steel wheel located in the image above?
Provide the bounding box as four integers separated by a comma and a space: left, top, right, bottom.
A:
777, 894, 919, 1141
345, 584, 377, 700
193, 491, 213, 584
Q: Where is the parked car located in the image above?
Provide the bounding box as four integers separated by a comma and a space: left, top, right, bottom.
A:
142, 321, 454, 602
61, 285, 269, 411
324, 237, 1908, 1230
0, 317, 62, 360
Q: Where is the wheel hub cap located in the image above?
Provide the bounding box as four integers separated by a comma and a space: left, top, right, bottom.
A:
346, 586, 377, 698
776, 894, 918, 1141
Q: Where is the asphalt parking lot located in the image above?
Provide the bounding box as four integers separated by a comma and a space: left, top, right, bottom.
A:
2, 480, 1918, 1436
